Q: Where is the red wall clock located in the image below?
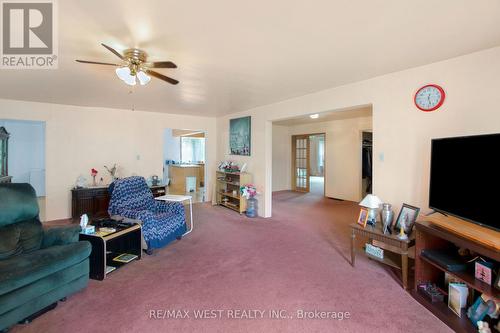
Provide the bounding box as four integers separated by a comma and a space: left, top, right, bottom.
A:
414, 84, 445, 112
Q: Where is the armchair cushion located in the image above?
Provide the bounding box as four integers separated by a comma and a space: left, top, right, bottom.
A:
0, 241, 91, 296
41, 224, 81, 249
154, 200, 184, 215
0, 224, 21, 260
0, 183, 39, 227
0, 219, 43, 260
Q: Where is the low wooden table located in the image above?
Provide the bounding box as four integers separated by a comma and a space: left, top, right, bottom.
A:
350, 223, 415, 289
79, 222, 142, 280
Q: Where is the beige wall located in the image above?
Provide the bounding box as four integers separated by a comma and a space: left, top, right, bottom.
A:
0, 99, 217, 221
218, 46, 500, 217
272, 116, 372, 201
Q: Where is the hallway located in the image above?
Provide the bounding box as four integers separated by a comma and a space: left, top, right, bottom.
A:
309, 176, 324, 195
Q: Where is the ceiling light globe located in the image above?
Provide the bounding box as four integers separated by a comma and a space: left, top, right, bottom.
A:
115, 67, 131, 81
123, 75, 137, 86
137, 71, 151, 85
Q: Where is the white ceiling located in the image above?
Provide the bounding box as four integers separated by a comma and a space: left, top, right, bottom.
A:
1, 0, 500, 117
274, 106, 372, 126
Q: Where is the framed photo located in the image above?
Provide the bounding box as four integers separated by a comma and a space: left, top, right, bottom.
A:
229, 116, 251, 156
392, 203, 420, 234
357, 208, 369, 227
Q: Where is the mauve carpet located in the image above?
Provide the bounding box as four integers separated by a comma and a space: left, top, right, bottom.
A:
11, 191, 451, 333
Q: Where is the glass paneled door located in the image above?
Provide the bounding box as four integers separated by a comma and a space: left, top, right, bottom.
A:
292, 135, 310, 192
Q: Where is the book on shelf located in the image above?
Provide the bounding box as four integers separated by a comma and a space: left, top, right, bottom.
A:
448, 283, 469, 317
106, 266, 116, 274
113, 253, 138, 263
94, 227, 116, 237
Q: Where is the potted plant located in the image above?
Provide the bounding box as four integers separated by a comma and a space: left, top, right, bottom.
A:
240, 184, 258, 217
91, 168, 98, 186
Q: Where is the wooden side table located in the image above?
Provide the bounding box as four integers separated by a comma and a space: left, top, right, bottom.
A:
350, 223, 415, 289
79, 223, 142, 280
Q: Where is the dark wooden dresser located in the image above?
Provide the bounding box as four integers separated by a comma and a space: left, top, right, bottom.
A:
72, 186, 110, 219
71, 185, 167, 219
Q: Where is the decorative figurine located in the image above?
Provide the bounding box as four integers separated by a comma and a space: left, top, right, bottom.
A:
398, 213, 408, 240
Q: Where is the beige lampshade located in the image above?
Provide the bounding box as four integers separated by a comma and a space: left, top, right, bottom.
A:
359, 194, 382, 209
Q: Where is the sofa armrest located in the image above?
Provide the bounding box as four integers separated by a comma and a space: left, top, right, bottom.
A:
41, 224, 81, 248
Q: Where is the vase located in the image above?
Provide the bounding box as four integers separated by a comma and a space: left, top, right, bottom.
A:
381, 203, 394, 233
246, 197, 258, 218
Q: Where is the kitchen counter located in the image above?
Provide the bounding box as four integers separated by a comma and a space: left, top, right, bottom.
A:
169, 164, 205, 192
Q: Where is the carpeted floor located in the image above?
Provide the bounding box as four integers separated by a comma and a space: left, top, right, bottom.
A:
11, 191, 451, 333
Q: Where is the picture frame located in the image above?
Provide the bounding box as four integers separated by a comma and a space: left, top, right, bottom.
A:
229, 116, 251, 156
392, 203, 420, 234
357, 208, 369, 228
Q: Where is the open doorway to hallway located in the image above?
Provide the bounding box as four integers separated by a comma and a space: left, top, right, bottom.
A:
272, 105, 372, 203
0, 119, 46, 220
309, 134, 325, 195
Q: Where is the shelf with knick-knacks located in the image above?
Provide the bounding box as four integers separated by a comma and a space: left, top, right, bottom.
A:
215, 170, 251, 214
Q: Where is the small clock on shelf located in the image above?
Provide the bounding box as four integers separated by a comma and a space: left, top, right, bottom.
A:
414, 84, 445, 112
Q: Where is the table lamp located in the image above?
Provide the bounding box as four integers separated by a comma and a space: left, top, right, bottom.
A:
359, 194, 382, 226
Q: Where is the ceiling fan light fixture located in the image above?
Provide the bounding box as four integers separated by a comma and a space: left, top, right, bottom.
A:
116, 66, 137, 85
123, 75, 137, 86
77, 44, 178, 86
137, 70, 151, 85
115, 66, 131, 80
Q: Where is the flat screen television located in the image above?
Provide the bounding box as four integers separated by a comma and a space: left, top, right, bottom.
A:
429, 133, 500, 232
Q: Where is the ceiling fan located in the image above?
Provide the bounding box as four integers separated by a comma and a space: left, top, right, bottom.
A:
76, 43, 179, 86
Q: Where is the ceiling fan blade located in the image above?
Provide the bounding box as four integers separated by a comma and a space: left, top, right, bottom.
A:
101, 43, 124, 60
147, 70, 179, 85
75, 60, 120, 66
148, 61, 177, 68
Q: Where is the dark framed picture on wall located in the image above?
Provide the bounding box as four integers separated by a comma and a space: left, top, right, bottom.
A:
229, 116, 251, 156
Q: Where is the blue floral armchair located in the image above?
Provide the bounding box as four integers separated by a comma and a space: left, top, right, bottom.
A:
108, 176, 186, 252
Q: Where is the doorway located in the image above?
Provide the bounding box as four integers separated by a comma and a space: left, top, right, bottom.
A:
0, 119, 46, 220
361, 131, 373, 198
291, 133, 325, 195
163, 128, 206, 202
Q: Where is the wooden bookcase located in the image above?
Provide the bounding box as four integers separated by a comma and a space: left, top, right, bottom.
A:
412, 218, 500, 333
215, 171, 251, 214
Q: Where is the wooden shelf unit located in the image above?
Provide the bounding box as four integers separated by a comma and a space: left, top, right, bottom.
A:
79, 223, 142, 280
413, 219, 500, 333
215, 171, 251, 214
